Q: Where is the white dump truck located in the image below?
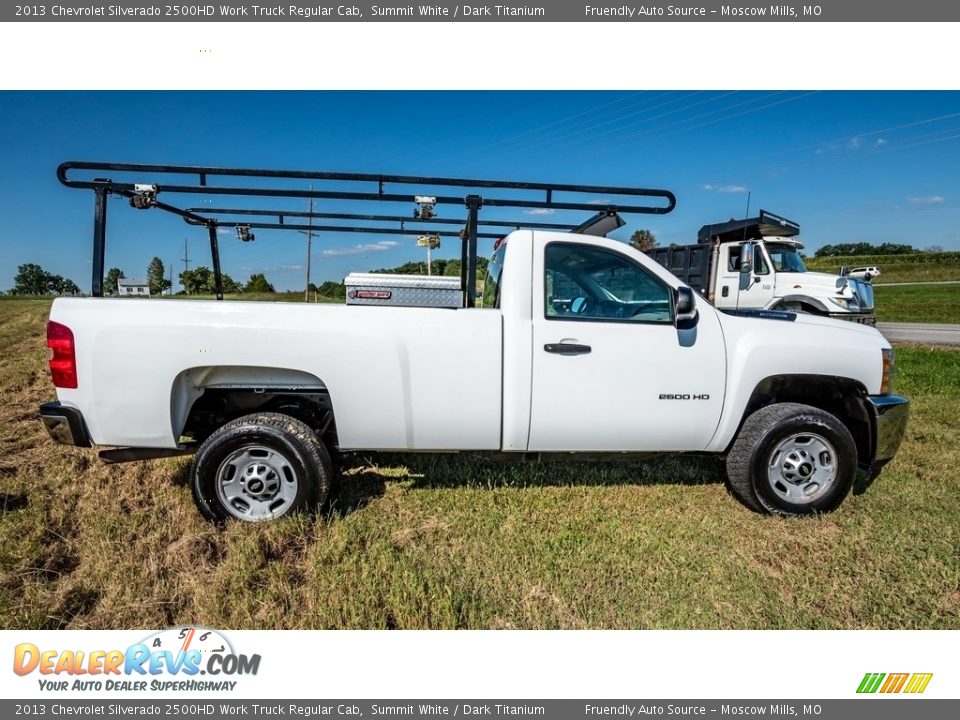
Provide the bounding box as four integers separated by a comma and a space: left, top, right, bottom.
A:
647, 210, 876, 324
41, 163, 908, 522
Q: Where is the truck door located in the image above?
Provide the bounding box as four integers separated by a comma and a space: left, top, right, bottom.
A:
528, 239, 726, 452
718, 242, 776, 310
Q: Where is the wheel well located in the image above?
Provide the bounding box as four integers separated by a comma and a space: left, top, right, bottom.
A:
181, 388, 338, 449
741, 374, 872, 466
774, 296, 828, 315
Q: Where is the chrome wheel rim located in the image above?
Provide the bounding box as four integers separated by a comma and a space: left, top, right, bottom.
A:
215, 445, 299, 521
766, 432, 837, 505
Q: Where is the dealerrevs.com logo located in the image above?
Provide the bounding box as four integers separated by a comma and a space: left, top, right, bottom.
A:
13, 627, 260, 692
857, 672, 933, 694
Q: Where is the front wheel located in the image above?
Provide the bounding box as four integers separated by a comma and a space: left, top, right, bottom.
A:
726, 403, 857, 516
190, 412, 332, 523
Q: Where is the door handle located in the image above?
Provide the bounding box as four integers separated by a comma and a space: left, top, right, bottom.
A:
544, 343, 591, 355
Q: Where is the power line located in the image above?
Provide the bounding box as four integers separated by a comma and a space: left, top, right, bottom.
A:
431, 91, 677, 165
498, 90, 747, 161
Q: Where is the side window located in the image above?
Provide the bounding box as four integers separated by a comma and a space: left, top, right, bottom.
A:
727, 246, 741, 272
544, 243, 672, 323
753, 244, 770, 275
481, 243, 506, 309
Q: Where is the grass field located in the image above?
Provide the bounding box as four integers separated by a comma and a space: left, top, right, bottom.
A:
875, 284, 960, 323
1, 299, 958, 630
806, 251, 960, 285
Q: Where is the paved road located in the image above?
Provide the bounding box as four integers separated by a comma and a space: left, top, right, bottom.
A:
877, 322, 960, 346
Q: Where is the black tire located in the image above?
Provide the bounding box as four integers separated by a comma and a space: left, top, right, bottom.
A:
726, 403, 857, 516
191, 412, 331, 523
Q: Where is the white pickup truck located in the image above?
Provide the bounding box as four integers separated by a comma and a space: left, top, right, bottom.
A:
41, 229, 909, 522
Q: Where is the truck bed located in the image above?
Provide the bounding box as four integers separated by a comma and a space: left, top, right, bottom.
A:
50, 298, 503, 451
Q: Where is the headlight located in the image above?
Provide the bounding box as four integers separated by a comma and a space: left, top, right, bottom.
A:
881, 348, 895, 394
829, 296, 859, 311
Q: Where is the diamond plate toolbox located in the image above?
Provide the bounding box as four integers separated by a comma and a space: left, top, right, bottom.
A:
344, 273, 462, 308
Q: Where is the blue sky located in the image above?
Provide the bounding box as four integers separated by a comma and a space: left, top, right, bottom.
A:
1, 91, 958, 293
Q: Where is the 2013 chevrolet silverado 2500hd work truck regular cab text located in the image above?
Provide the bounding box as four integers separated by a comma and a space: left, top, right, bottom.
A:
41, 229, 909, 522
39, 163, 909, 523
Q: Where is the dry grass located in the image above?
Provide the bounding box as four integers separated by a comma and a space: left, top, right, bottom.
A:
1, 298, 958, 629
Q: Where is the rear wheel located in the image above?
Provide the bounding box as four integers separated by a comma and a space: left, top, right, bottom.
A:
191, 412, 331, 523
726, 403, 857, 516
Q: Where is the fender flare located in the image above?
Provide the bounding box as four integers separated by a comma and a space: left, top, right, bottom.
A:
773, 295, 829, 314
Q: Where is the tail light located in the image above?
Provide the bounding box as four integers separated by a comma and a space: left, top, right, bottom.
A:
47, 321, 78, 389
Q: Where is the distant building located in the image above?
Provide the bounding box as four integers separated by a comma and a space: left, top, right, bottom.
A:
117, 278, 150, 297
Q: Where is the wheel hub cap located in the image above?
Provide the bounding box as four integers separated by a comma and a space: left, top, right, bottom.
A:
215, 445, 299, 521
766, 432, 837, 504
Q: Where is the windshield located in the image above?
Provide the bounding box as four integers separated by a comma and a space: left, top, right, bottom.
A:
765, 243, 807, 273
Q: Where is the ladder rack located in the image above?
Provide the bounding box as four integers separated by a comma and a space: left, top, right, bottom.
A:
57, 161, 676, 305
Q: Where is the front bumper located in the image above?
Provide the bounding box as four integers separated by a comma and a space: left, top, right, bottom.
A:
865, 394, 909, 465
39, 401, 91, 448
828, 312, 876, 326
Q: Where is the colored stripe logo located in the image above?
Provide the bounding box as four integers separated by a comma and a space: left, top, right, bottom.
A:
857, 672, 933, 694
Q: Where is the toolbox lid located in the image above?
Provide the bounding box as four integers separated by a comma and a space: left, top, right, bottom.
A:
344, 273, 462, 290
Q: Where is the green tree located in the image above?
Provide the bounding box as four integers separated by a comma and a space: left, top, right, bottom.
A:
180, 267, 212, 295
61, 279, 81, 296
12, 263, 52, 295
629, 229, 658, 252
221, 275, 243, 294
146, 257, 170, 295
442, 260, 460, 276
11, 264, 81, 296
48, 275, 67, 295
244, 273, 275, 294
317, 280, 346, 299
104, 267, 124, 295
178, 266, 240, 295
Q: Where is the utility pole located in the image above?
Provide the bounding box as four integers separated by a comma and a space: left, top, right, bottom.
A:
305, 186, 313, 302
181, 238, 190, 294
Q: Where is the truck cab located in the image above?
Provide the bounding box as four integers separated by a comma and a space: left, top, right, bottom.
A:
649, 210, 876, 324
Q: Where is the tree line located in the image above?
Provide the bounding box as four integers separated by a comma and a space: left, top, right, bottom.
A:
106, 257, 276, 296
10, 257, 277, 297
9, 264, 81, 296
813, 242, 925, 258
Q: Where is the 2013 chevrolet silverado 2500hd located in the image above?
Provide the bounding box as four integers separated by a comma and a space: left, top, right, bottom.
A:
40, 229, 909, 522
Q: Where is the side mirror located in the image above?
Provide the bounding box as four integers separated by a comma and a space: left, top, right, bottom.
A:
738, 244, 753, 291
675, 286, 698, 324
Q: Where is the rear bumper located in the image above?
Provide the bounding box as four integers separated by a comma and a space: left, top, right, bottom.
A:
865, 394, 909, 467
39, 401, 91, 448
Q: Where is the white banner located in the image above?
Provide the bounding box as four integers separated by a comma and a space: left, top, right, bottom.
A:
2, 629, 954, 699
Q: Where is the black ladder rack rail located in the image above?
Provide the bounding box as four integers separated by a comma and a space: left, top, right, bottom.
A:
181, 207, 577, 239
57, 161, 677, 306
